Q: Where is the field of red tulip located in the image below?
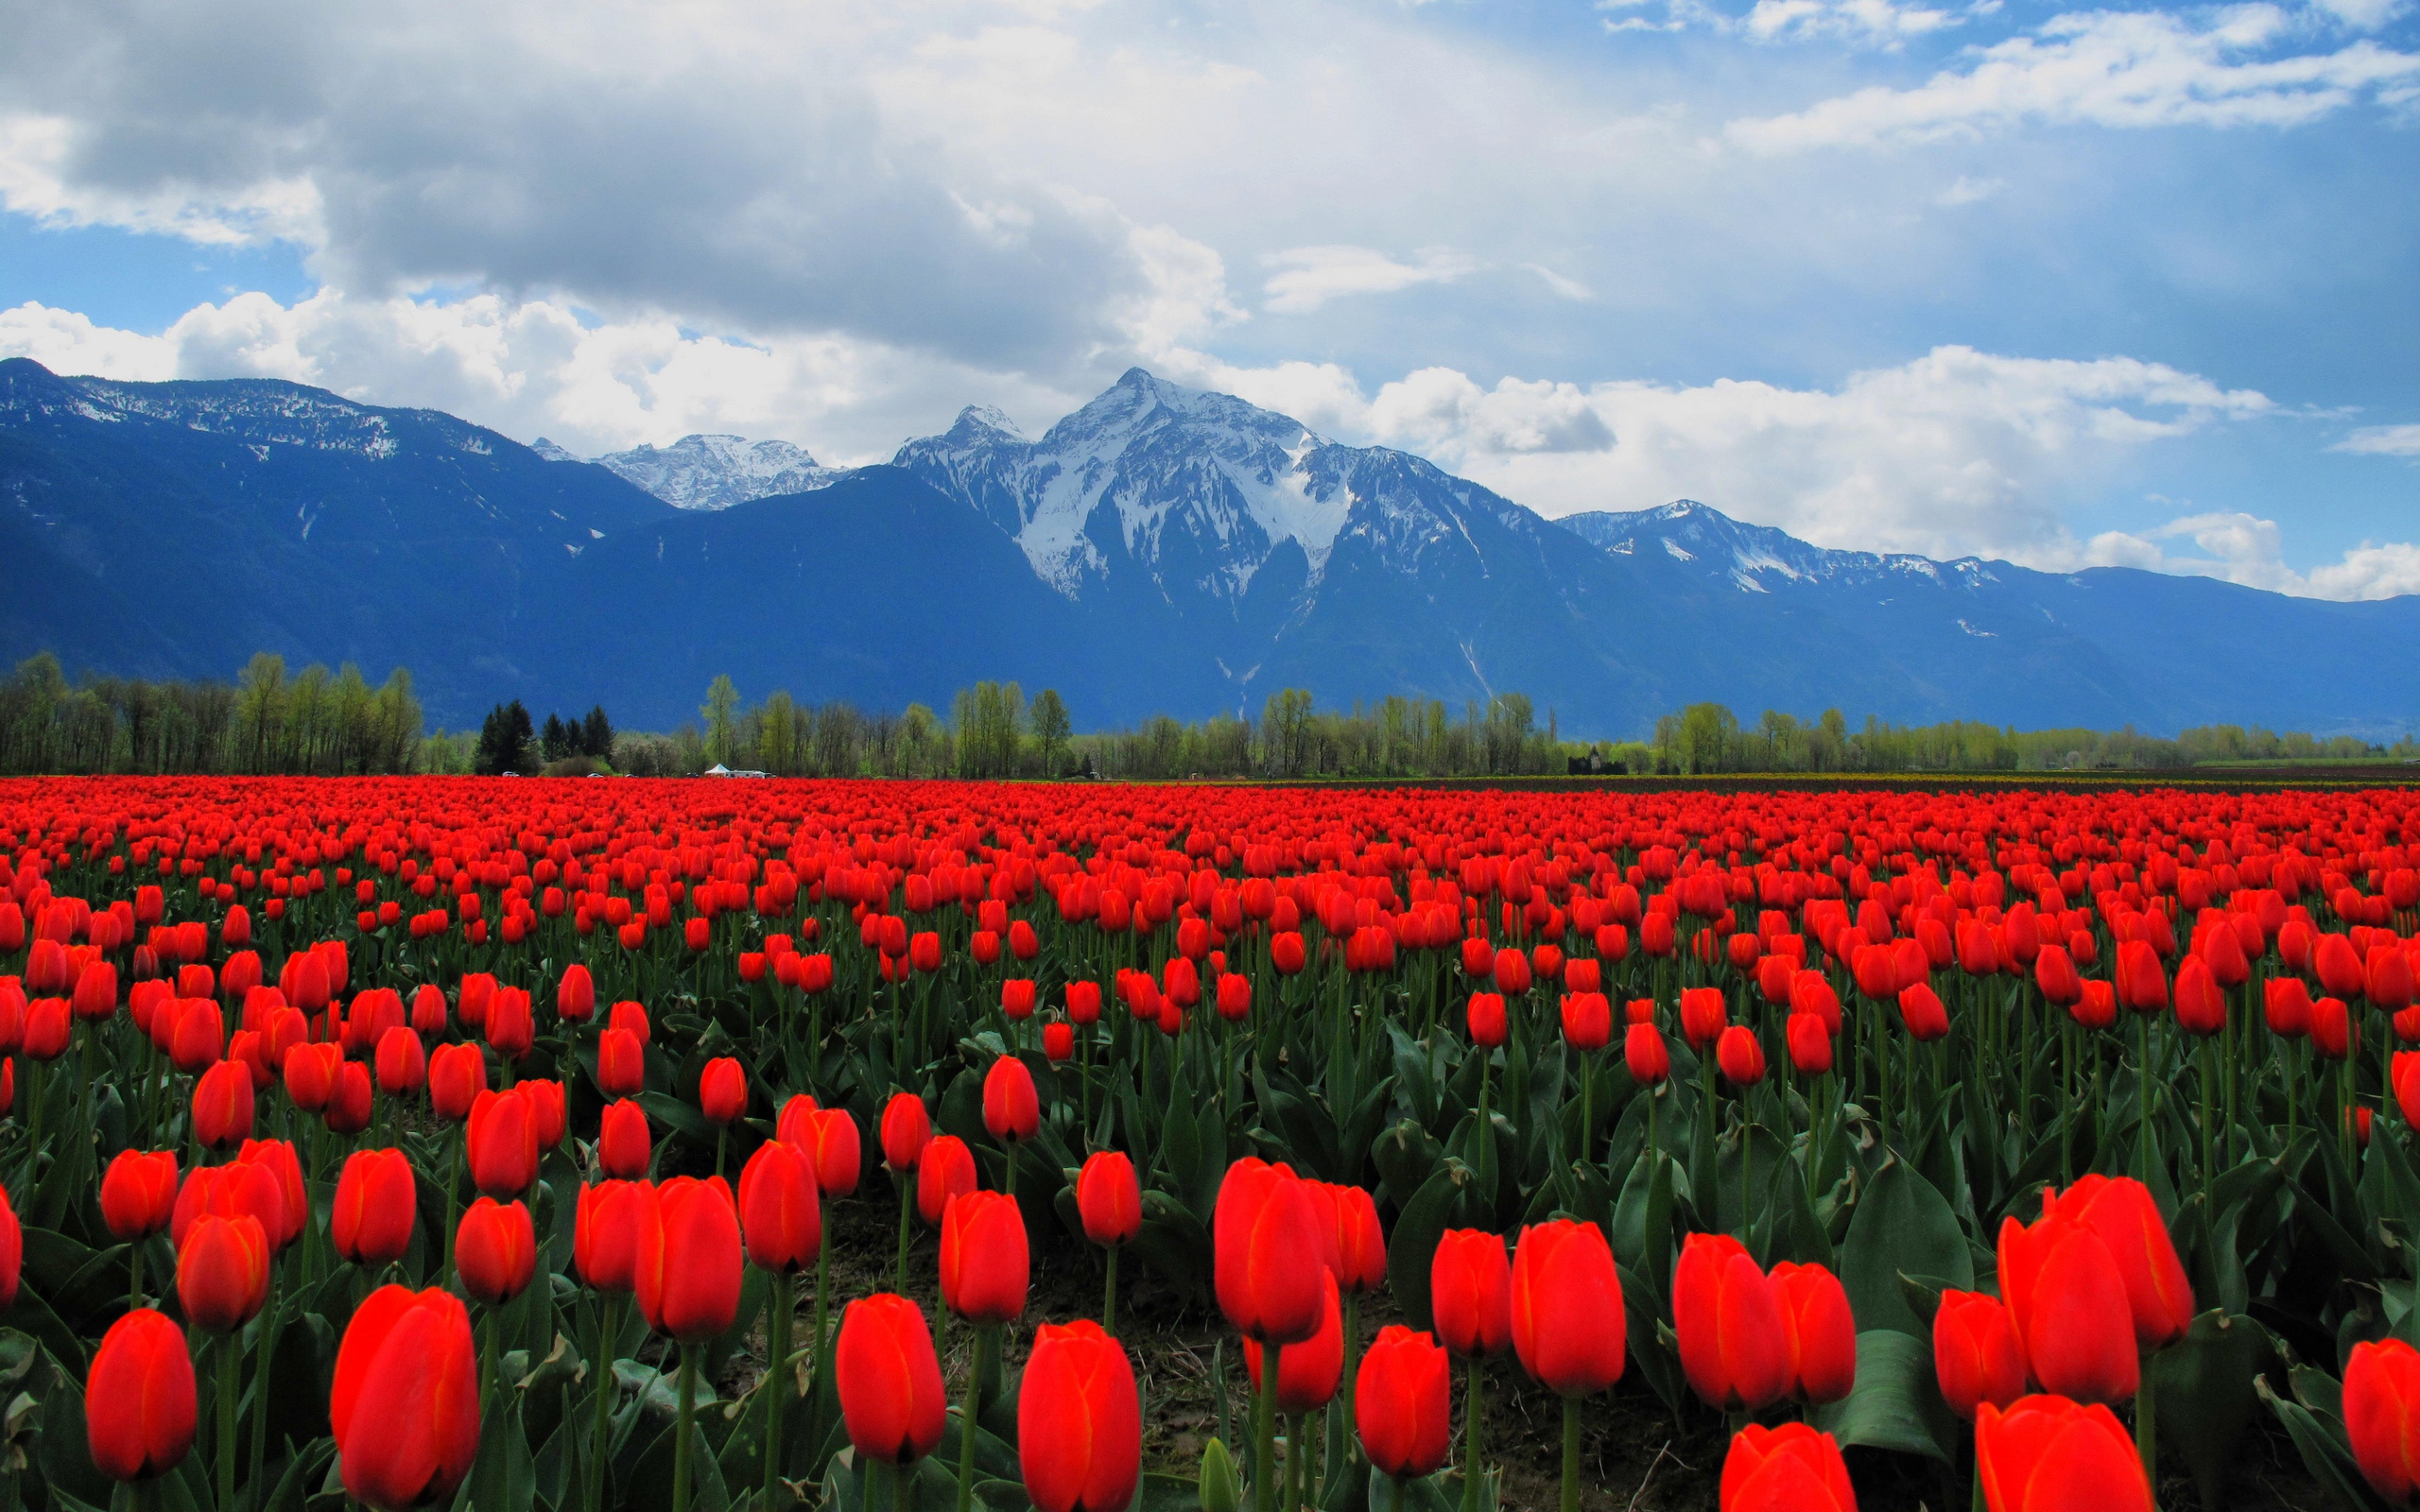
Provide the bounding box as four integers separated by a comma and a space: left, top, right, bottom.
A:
5, 775, 2420, 1512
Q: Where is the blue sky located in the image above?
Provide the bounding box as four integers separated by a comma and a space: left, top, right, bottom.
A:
0, 0, 2413, 594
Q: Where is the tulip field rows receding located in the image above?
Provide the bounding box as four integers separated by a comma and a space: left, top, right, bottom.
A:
7, 778, 2420, 1512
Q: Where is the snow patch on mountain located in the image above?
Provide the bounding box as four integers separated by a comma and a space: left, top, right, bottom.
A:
575, 434, 849, 510
893, 368, 1550, 608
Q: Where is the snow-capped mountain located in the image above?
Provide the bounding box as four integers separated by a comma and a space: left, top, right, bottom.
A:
563, 434, 849, 510
1561, 502, 2000, 595
9, 354, 2420, 737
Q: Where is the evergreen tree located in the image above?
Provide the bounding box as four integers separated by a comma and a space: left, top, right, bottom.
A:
581, 705, 614, 758
540, 713, 571, 761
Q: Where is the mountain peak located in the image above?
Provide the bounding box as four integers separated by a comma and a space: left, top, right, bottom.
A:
589, 432, 843, 510
947, 404, 1028, 443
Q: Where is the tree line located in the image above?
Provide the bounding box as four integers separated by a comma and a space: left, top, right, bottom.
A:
0, 652, 425, 777
7, 647, 2412, 780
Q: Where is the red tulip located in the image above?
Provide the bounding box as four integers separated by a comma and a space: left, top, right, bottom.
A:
2043, 1177, 2192, 1351
1976, 1395, 2152, 1512
374, 1025, 425, 1095
324, 1061, 373, 1135
2115, 940, 2167, 1014
1561, 991, 1612, 1053
427, 1042, 486, 1120
1675, 1233, 1789, 1412
917, 1135, 977, 1226
86, 1308, 197, 1482
1720, 1422, 1856, 1512
2314, 996, 2355, 1059
1465, 992, 1507, 1049
1996, 1208, 2139, 1404
637, 1177, 744, 1345
1786, 1013, 1833, 1075
1899, 983, 1950, 1041
882, 1092, 931, 1172
1510, 1219, 1625, 1396
1330, 1184, 1387, 1295
1625, 1022, 1670, 1085
1244, 1272, 1343, 1414
804, 1108, 862, 1198
1078, 1150, 1142, 1246
1215, 1158, 1327, 1346
1019, 1318, 1142, 1512
2317, 932, 2367, 1000
2172, 955, 2225, 1037
1045, 1022, 1075, 1061
1002, 978, 1038, 1022
738, 1138, 821, 1274
2265, 977, 2314, 1038
837, 1293, 947, 1465
467, 1089, 539, 1197
177, 1212, 269, 1332
598, 1097, 651, 1179
2346, 1337, 2420, 1503
577, 1178, 648, 1294
941, 1189, 1029, 1325
700, 1057, 747, 1125
1772, 1261, 1856, 1405
983, 1055, 1041, 1143
1356, 1324, 1452, 1480
1431, 1228, 1512, 1359
455, 1197, 537, 1307
596, 1028, 645, 1099
557, 964, 596, 1022
101, 1149, 180, 1242
332, 1286, 480, 1512
1716, 1024, 1767, 1088
332, 1148, 418, 1269
1681, 987, 1727, 1049
1935, 1289, 2030, 1419
192, 1059, 254, 1150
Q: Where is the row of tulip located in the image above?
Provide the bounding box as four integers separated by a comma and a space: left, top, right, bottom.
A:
4, 774, 2420, 1512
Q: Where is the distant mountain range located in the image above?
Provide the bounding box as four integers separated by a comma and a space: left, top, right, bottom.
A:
539, 433, 849, 511
6, 354, 2416, 739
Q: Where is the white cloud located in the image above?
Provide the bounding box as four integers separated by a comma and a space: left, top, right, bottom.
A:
1742, 0, 1960, 46
1936, 174, 2004, 204
1284, 344, 2275, 570
0, 292, 1087, 464
1259, 246, 1480, 315
2336, 422, 2420, 456
1727, 6, 2420, 152
1524, 264, 1597, 301
2087, 511, 2420, 599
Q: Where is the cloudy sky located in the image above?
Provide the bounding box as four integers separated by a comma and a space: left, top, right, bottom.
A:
1, 0, 2414, 594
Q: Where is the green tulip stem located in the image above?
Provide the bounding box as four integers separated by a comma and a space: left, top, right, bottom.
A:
673, 1342, 700, 1512
217, 1331, 240, 1512
128, 1240, 144, 1313
1290, 1414, 1308, 1512
896, 1175, 915, 1293
716, 1125, 728, 1183
1253, 1342, 1283, 1512
1340, 1291, 1361, 1469
1559, 1396, 1581, 1512
2137, 1014, 2156, 1185
1392, 1469, 1408, 1512
590, 1296, 617, 1512
1475, 1058, 1492, 1194
1461, 1358, 1486, 1512
2137, 1365, 2158, 1507
250, 1263, 283, 1493
2200, 1039, 2217, 1214
1579, 1057, 1593, 1169
765, 1269, 795, 1502
814, 1216, 834, 1394
956, 1322, 987, 1512
1004, 1139, 1018, 1198
1103, 1246, 1119, 1334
